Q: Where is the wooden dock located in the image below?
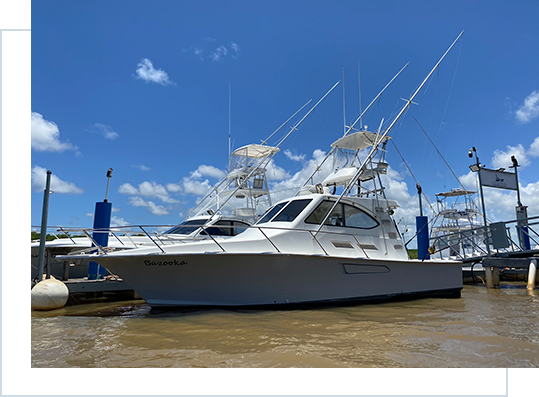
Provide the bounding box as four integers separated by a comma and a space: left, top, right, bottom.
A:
481, 257, 538, 289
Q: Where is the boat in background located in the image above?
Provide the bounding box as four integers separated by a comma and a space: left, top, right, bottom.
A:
429, 188, 487, 260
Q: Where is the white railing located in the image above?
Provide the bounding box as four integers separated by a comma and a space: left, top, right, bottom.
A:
35, 223, 389, 260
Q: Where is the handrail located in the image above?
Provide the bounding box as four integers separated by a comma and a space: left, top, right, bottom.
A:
430, 215, 539, 260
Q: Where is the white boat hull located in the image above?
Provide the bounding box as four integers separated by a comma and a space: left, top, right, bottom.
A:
96, 253, 462, 307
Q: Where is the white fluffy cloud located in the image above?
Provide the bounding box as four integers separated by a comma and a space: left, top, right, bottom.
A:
118, 183, 139, 195
491, 144, 529, 169
190, 165, 226, 179
265, 160, 290, 181
31, 112, 77, 152
135, 58, 175, 85
128, 196, 169, 216
181, 178, 212, 195
118, 181, 178, 203
516, 90, 539, 124
284, 149, 306, 162
111, 216, 129, 227
31, 166, 83, 194
490, 136, 539, 169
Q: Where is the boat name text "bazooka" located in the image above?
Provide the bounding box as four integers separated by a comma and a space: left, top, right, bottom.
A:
144, 259, 188, 266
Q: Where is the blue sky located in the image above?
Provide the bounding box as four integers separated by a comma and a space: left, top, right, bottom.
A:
30, 0, 539, 239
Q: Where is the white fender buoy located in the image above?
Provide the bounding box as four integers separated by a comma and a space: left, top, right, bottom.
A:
31, 278, 69, 310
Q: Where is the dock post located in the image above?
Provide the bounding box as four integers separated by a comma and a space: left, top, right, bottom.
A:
88, 168, 114, 280
416, 216, 430, 260
88, 201, 112, 280
485, 266, 500, 289
527, 258, 537, 290
62, 261, 70, 281
36, 170, 52, 282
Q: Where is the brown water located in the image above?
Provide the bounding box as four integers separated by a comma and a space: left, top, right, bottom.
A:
31, 284, 539, 368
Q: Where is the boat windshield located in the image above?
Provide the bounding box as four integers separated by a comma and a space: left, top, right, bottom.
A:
256, 199, 312, 224
256, 202, 288, 224
163, 219, 208, 235
270, 199, 312, 222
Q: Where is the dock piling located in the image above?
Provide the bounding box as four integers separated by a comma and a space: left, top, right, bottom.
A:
527, 258, 537, 290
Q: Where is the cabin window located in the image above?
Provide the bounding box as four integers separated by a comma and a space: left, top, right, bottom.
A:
164, 219, 207, 235
305, 200, 379, 229
344, 204, 379, 229
201, 220, 251, 236
256, 202, 288, 224
271, 199, 312, 222
232, 221, 250, 235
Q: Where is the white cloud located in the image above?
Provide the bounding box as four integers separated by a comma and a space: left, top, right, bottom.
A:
166, 183, 182, 193
529, 136, 539, 157
182, 178, 212, 195
491, 144, 529, 169
516, 90, 539, 124
135, 58, 175, 86
210, 45, 228, 61
190, 164, 227, 179
139, 181, 178, 203
490, 136, 539, 169
118, 183, 139, 195
128, 196, 169, 216
93, 123, 119, 140
31, 166, 83, 194
284, 149, 306, 162
119, 181, 178, 203
265, 160, 290, 181
110, 216, 129, 227
31, 112, 78, 152
230, 42, 240, 57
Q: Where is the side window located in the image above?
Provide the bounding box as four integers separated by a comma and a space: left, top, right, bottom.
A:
344, 204, 379, 229
203, 220, 232, 236
305, 201, 343, 226
271, 199, 312, 222
232, 221, 250, 235
305, 200, 379, 229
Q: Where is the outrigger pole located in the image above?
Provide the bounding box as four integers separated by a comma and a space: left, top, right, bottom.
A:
315, 30, 465, 234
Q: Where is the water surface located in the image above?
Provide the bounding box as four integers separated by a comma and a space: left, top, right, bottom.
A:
31, 284, 539, 368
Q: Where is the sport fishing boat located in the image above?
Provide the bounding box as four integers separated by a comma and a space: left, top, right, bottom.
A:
429, 188, 486, 260
59, 33, 466, 307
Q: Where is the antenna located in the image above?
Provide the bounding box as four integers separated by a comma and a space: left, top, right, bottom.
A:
228, 81, 232, 161
342, 65, 346, 135
357, 56, 363, 130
